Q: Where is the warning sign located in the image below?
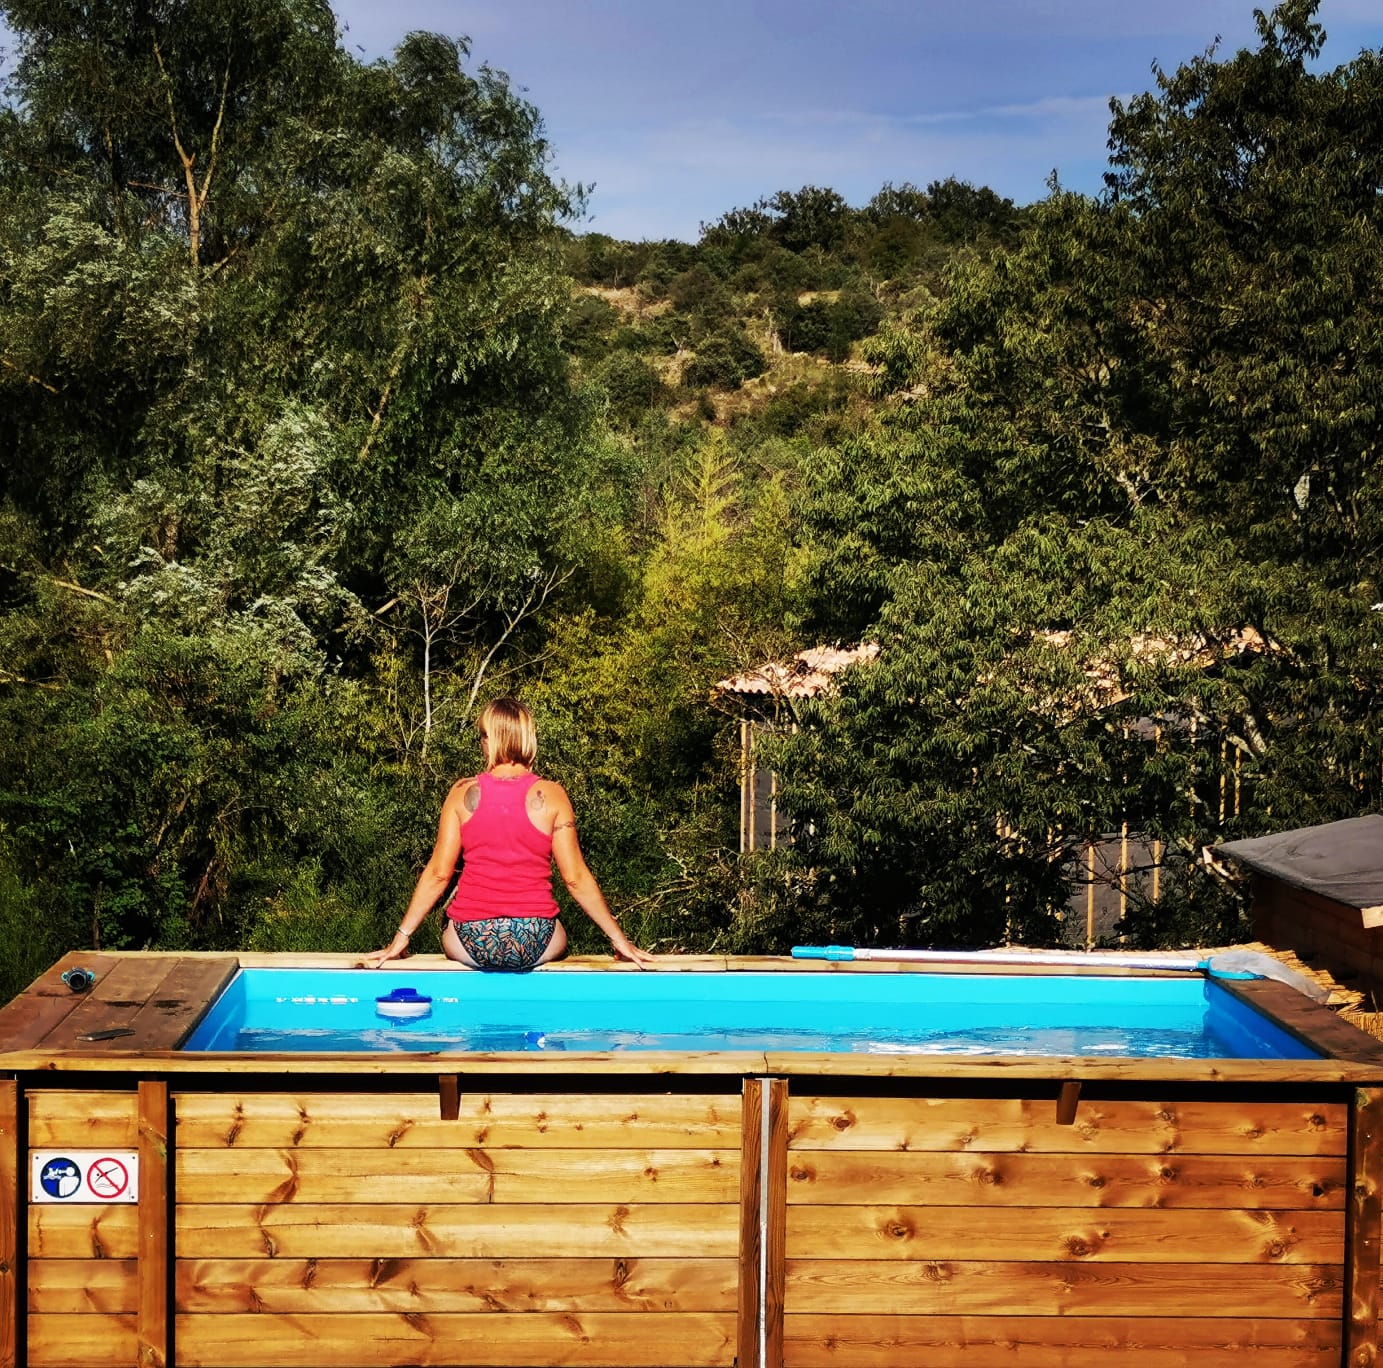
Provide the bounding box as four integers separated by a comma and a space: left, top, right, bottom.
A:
32, 1150, 139, 1203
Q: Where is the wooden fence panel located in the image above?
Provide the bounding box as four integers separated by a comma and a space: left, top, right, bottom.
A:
25, 1091, 140, 1368
173, 1090, 743, 1368
784, 1094, 1349, 1368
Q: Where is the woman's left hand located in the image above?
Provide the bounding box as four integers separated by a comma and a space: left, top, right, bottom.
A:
360, 932, 410, 968
611, 937, 657, 969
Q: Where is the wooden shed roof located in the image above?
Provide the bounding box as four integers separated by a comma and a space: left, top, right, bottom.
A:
1216, 815, 1383, 921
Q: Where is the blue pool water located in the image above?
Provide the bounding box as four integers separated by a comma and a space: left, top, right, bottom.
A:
180, 969, 1320, 1058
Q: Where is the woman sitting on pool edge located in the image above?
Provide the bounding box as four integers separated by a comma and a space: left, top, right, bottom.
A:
363, 697, 655, 972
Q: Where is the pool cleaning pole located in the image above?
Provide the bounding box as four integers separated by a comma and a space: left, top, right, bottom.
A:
791, 945, 1205, 971
790, 945, 1330, 1000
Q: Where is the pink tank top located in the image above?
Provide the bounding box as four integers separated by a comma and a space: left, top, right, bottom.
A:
447, 771, 559, 922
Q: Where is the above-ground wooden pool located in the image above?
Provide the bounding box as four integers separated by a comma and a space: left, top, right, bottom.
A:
3, 949, 1383, 1368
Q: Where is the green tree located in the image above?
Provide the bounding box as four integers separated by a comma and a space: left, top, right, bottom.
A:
0, 0, 598, 970
774, 0, 1383, 953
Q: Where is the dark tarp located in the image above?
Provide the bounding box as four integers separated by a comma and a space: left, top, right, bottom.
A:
1216, 815, 1383, 915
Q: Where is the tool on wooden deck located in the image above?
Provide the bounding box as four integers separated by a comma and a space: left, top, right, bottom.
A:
789, 945, 1330, 1002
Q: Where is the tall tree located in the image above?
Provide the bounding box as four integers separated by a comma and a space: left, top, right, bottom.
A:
773, 0, 1383, 952
0, 0, 598, 975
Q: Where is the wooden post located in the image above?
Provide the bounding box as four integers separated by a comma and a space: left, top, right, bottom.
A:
1085, 840, 1096, 950
1119, 817, 1129, 929
438, 1074, 460, 1121
0, 1079, 16, 1368
137, 1080, 169, 1368
739, 1077, 789, 1368
740, 721, 753, 854
1055, 1081, 1082, 1126
1347, 1088, 1383, 1368
738, 1080, 762, 1368
763, 1078, 787, 1368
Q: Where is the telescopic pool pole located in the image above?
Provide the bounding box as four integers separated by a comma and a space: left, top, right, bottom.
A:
789, 945, 1330, 1001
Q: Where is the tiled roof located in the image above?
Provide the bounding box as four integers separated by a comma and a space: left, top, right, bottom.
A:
716, 643, 880, 699
1033, 626, 1277, 709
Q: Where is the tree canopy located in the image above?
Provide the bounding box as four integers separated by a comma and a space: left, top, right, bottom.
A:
0, 0, 1378, 999
770, 0, 1383, 950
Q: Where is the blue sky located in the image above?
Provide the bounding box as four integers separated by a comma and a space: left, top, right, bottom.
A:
5, 2, 1381, 242
329, 0, 1383, 241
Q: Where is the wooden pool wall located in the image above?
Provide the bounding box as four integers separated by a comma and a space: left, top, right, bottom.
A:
4, 952, 1383, 1368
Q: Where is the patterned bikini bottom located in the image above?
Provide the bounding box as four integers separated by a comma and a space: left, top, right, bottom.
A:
451, 916, 558, 972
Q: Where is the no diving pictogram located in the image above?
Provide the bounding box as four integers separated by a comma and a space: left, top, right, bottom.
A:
31, 1148, 139, 1203
86, 1156, 130, 1199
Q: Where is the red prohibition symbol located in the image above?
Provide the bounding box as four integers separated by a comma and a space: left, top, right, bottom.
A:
86, 1156, 129, 1199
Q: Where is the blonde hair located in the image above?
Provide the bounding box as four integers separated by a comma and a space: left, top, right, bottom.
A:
478, 696, 537, 768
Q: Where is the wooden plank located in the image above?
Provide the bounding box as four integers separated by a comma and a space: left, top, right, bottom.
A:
137, 1080, 168, 1368
765, 1078, 788, 1368
28, 1092, 139, 1149
1221, 979, 1383, 1064
787, 1096, 1349, 1156
782, 1313, 1341, 1368
1346, 1087, 1383, 1368
738, 1079, 762, 1368
28, 1206, 140, 1260
0, 1080, 15, 1368
173, 1311, 737, 1367
27, 1262, 138, 1314
120, 957, 239, 1050
174, 1146, 740, 1204
0, 953, 126, 1051
36, 958, 188, 1053
27, 1313, 138, 1368
174, 1256, 739, 1313
782, 1258, 1343, 1317
785, 1205, 1345, 1263
173, 1091, 744, 1149
13, 1049, 1383, 1084
175, 1203, 740, 1259
785, 1150, 1348, 1209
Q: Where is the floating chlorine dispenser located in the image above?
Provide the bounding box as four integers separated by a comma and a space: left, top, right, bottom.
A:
375, 986, 433, 1020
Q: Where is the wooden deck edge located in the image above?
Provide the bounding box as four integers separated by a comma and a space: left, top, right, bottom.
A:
5, 1049, 1383, 1084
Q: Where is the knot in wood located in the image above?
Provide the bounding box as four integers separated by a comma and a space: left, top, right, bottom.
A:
830, 1109, 856, 1132
883, 1218, 914, 1241
789, 1162, 814, 1183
